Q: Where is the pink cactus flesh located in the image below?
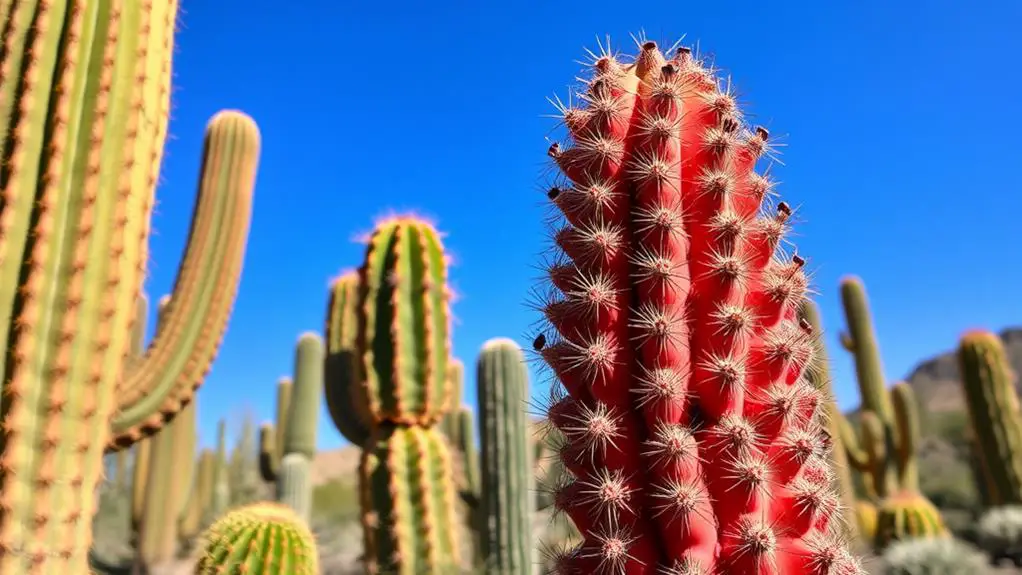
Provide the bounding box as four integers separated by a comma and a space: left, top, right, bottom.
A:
538, 38, 864, 574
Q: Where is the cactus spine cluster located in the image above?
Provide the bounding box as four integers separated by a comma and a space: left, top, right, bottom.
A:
0, 2, 260, 569
324, 218, 462, 575
957, 330, 1022, 505
258, 335, 324, 521
193, 502, 318, 575
476, 338, 534, 574
537, 39, 860, 573
835, 277, 945, 548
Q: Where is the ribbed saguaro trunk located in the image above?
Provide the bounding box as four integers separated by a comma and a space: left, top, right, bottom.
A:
477, 338, 533, 574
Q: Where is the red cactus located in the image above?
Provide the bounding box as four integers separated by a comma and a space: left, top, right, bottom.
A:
538, 38, 864, 574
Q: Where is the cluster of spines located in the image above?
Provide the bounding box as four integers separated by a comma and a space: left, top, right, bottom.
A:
957, 330, 1022, 505
536, 38, 862, 574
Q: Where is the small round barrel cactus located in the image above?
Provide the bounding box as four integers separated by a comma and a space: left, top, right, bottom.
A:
536, 38, 862, 573
193, 502, 318, 574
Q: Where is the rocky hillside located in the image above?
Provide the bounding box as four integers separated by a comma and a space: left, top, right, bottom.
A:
903, 328, 1022, 412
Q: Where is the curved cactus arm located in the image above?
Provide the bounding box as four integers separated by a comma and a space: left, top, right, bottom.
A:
890, 382, 920, 492
258, 376, 292, 482
108, 111, 260, 449
838, 416, 870, 471
860, 411, 890, 499
258, 422, 279, 483
324, 271, 373, 445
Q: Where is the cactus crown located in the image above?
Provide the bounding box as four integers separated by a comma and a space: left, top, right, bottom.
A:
536, 37, 861, 573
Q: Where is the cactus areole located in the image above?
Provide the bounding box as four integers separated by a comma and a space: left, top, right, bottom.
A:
537, 39, 861, 573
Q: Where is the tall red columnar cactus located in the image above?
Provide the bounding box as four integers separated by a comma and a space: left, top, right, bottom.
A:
539, 39, 862, 574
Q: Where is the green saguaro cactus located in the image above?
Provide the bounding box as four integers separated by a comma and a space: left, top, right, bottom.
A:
330, 216, 461, 575
0, 3, 260, 570
258, 377, 293, 482
957, 330, 1022, 505
836, 277, 945, 548
275, 333, 324, 521
256, 335, 323, 521
476, 338, 534, 575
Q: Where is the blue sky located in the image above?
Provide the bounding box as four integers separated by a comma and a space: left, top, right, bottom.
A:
146, 0, 1022, 450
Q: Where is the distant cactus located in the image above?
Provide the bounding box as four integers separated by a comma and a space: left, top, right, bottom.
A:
210, 420, 231, 520
536, 38, 861, 572
837, 277, 945, 548
476, 338, 534, 574
273, 333, 325, 521
259, 376, 293, 482
881, 537, 986, 575
180, 449, 216, 542
0, 1, 259, 566
957, 330, 1022, 505
137, 398, 198, 567
799, 299, 860, 539
193, 502, 318, 575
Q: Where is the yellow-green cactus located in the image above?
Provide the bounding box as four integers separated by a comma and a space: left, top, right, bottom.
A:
0, 2, 260, 569
193, 502, 318, 575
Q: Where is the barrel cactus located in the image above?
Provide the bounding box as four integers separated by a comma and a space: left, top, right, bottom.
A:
536, 38, 862, 573
0, 2, 259, 570
957, 330, 1022, 506
193, 502, 318, 575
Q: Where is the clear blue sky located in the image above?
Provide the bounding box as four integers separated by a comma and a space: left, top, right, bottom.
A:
145, 0, 1022, 450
